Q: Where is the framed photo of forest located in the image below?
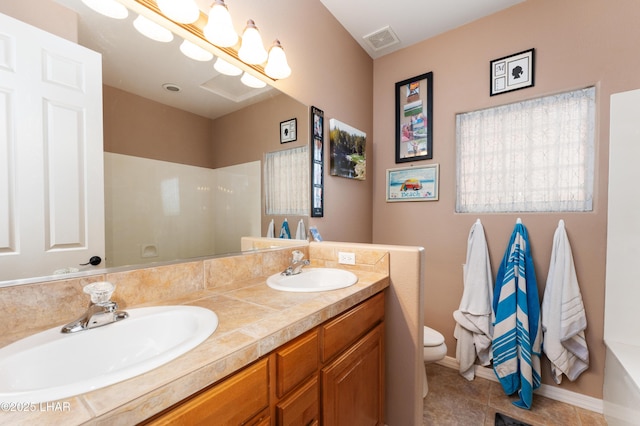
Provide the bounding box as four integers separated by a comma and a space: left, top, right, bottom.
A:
329, 118, 366, 180
395, 72, 433, 163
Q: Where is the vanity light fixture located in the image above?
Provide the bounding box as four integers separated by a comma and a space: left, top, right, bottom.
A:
119, 0, 292, 82
81, 0, 128, 19
180, 39, 214, 62
203, 0, 238, 48
264, 39, 291, 79
133, 14, 174, 42
214, 57, 242, 76
156, 0, 199, 24
238, 20, 268, 65
240, 72, 267, 89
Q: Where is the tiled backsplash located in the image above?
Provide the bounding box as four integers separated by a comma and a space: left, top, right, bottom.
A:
0, 246, 302, 346
0, 242, 390, 348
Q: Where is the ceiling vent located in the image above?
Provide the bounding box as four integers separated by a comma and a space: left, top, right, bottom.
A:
200, 73, 271, 103
363, 25, 400, 51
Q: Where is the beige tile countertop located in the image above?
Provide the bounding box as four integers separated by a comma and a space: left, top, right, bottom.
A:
0, 269, 389, 426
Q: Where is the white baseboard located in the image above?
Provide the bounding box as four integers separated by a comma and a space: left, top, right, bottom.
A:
434, 356, 604, 414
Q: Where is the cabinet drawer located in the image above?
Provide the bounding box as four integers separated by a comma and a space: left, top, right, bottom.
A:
320, 292, 385, 362
276, 329, 319, 397
145, 358, 269, 425
276, 376, 319, 426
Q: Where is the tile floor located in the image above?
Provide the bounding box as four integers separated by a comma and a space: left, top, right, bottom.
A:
423, 363, 608, 425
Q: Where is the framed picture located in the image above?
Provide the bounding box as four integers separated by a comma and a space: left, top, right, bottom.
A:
311, 106, 324, 217
490, 48, 535, 96
329, 118, 366, 180
280, 118, 297, 143
386, 164, 439, 202
395, 72, 433, 163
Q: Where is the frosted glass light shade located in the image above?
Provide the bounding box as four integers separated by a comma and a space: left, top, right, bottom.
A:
133, 15, 174, 42
180, 40, 214, 61
156, 0, 200, 24
241, 72, 267, 88
203, 0, 238, 47
264, 40, 291, 79
238, 20, 268, 65
81, 0, 128, 19
214, 58, 242, 76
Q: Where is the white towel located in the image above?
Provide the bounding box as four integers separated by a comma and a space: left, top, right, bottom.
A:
541, 219, 589, 384
453, 219, 494, 380
295, 219, 307, 240
266, 219, 275, 238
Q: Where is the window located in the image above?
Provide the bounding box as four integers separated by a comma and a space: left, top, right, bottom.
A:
264, 146, 309, 215
456, 87, 595, 213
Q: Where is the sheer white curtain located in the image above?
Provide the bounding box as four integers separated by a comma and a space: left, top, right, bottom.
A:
264, 146, 309, 215
456, 87, 595, 213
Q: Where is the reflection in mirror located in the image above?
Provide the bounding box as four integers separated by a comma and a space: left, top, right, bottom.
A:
1, 0, 309, 285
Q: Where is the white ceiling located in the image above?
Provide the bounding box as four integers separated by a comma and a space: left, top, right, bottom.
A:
54, 0, 524, 119
320, 0, 524, 58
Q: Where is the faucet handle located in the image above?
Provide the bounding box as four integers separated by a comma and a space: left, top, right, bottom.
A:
291, 250, 304, 262
83, 281, 115, 304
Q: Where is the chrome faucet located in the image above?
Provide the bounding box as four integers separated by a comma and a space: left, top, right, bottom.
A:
61, 281, 128, 333
281, 250, 310, 276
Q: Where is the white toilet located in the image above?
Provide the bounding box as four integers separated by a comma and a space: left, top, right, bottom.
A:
423, 325, 447, 397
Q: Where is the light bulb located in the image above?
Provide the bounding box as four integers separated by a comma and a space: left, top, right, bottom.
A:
180, 40, 213, 62
264, 40, 291, 79
214, 58, 242, 76
133, 15, 174, 42
81, 0, 128, 19
241, 72, 267, 88
203, 0, 238, 48
238, 20, 268, 65
156, 0, 200, 24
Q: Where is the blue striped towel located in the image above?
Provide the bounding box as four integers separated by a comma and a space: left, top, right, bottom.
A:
279, 218, 291, 239
492, 221, 542, 409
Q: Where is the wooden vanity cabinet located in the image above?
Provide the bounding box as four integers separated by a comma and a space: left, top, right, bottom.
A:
141, 291, 384, 426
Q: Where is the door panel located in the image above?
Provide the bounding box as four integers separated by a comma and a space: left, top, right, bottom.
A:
0, 12, 104, 281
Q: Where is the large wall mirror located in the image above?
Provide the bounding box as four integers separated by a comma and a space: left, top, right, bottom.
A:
1, 0, 309, 285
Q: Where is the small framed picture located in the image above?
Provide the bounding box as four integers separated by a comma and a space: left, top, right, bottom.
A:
395, 72, 433, 163
386, 164, 439, 202
490, 48, 535, 96
280, 118, 297, 143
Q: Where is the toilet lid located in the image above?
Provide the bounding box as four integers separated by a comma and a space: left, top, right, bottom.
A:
423, 326, 445, 347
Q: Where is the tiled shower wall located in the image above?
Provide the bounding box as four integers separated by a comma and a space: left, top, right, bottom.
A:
104, 153, 261, 268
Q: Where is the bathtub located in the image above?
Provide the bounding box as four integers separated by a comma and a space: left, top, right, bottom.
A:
604, 341, 640, 425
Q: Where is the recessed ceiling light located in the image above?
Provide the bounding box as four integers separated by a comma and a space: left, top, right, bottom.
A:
162, 83, 181, 92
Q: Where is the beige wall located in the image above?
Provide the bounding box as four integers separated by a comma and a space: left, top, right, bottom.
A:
103, 85, 216, 168
257, 0, 375, 244
373, 0, 640, 399
0, 0, 77, 42
211, 93, 308, 168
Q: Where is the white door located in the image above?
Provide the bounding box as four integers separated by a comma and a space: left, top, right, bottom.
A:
0, 12, 104, 281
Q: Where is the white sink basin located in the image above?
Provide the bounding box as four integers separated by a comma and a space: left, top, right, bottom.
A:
267, 268, 358, 292
0, 305, 218, 403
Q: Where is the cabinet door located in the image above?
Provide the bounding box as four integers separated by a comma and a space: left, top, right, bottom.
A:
321, 324, 384, 426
